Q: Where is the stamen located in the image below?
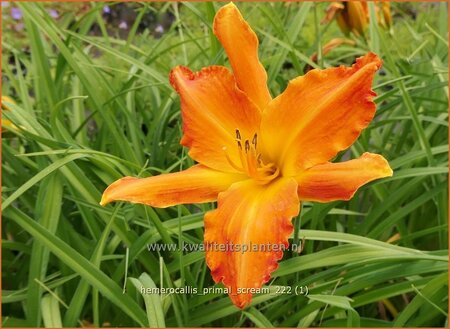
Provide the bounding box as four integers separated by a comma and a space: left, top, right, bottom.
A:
224, 130, 280, 185
252, 133, 257, 147
235, 129, 241, 141
245, 140, 250, 153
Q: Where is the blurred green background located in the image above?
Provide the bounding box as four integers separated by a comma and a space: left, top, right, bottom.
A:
2, 2, 448, 327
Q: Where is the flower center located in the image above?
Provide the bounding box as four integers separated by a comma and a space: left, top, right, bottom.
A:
223, 129, 280, 185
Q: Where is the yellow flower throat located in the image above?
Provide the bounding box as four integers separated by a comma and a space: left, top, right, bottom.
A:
224, 129, 280, 184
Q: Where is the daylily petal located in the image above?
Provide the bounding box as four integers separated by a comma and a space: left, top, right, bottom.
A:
204, 177, 299, 308
100, 165, 245, 208
296, 153, 393, 202
376, 1, 392, 28
213, 3, 271, 110
321, 2, 344, 25
309, 38, 355, 65
170, 65, 261, 173
344, 1, 369, 36
260, 52, 382, 176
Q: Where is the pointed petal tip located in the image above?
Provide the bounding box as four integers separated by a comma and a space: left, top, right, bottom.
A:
213, 3, 244, 39
223, 2, 237, 10
214, 2, 239, 20
169, 65, 193, 90
100, 176, 136, 206
361, 152, 393, 177
297, 152, 393, 203
99, 195, 110, 207
232, 294, 252, 309
212, 1, 272, 109
356, 52, 383, 71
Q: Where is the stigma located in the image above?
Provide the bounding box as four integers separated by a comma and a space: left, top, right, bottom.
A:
223, 129, 280, 184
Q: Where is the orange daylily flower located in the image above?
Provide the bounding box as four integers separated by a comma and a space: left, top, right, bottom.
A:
322, 1, 392, 36
101, 3, 393, 309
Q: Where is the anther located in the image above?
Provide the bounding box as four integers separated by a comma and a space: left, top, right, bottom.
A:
235, 129, 241, 141
237, 140, 242, 150
252, 133, 257, 147
245, 140, 250, 153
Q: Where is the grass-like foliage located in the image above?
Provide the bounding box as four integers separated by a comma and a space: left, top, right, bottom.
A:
2, 2, 448, 327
